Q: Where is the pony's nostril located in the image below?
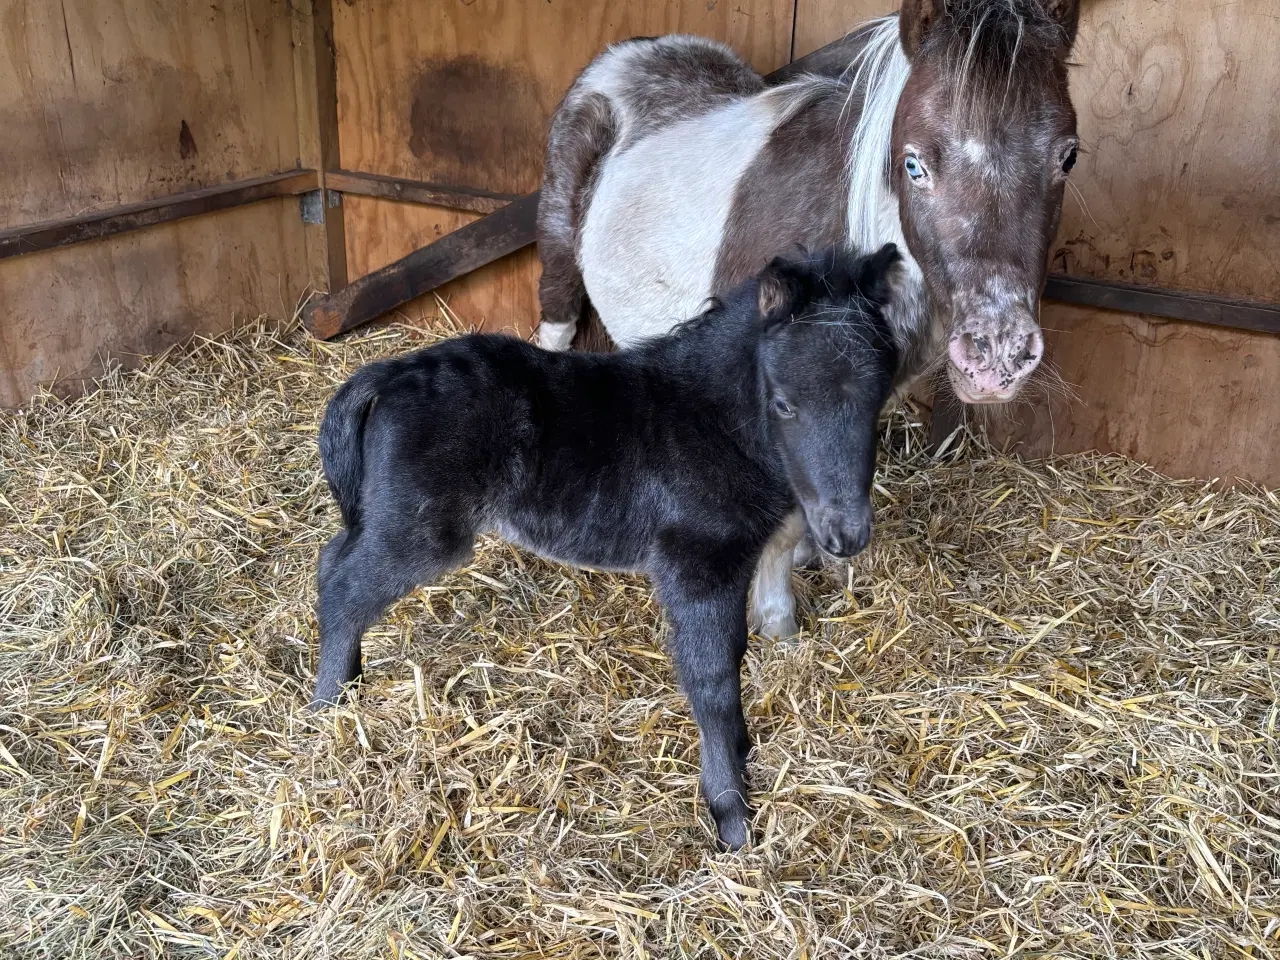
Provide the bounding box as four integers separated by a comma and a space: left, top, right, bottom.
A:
1017, 329, 1044, 370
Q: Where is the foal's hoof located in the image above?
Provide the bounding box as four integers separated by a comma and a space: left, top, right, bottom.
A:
710, 800, 751, 851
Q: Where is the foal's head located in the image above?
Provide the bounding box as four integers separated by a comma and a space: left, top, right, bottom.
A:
895, 0, 1079, 402
757, 244, 901, 558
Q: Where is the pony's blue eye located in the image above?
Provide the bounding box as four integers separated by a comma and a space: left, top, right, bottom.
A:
904, 155, 926, 181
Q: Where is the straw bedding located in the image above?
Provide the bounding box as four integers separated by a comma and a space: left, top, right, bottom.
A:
1, 317, 1277, 960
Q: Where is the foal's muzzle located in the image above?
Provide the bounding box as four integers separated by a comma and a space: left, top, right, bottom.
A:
808, 503, 873, 559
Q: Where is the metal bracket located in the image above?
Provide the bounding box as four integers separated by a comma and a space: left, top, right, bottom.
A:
300, 190, 325, 224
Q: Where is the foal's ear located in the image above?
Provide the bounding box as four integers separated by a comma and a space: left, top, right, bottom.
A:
898, 0, 944, 59
757, 258, 807, 325
849, 243, 904, 309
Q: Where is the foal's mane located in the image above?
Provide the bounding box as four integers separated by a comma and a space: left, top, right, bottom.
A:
843, 3, 1071, 251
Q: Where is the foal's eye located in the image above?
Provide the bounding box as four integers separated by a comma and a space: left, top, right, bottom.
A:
1060, 145, 1078, 174
772, 397, 796, 419
904, 154, 928, 184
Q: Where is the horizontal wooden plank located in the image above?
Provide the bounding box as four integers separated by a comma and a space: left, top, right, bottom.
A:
0, 171, 320, 261
306, 193, 541, 339
326, 170, 521, 215
1043, 276, 1280, 337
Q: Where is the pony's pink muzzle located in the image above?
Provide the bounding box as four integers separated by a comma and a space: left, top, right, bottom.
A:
946, 313, 1044, 403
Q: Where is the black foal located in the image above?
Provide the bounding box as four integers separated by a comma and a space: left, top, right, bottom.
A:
312, 244, 902, 848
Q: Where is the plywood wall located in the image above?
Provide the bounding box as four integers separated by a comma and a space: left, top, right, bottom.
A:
0, 0, 308, 225
331, 0, 794, 329
791, 0, 1280, 485
991, 0, 1280, 485
0, 0, 319, 407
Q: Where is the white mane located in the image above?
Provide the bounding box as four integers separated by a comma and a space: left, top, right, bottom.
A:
843, 16, 912, 254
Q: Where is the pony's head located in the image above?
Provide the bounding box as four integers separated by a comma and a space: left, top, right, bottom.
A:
894, 0, 1079, 402
756, 244, 901, 558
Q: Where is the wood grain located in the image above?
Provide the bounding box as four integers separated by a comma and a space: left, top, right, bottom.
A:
1058, 0, 1280, 300
0, 199, 311, 408
984, 303, 1280, 487
310, 193, 539, 339
792, 0, 896, 60
332, 0, 795, 195
341, 195, 540, 338
0, 0, 305, 226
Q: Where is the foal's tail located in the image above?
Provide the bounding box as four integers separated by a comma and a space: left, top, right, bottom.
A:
319, 359, 398, 529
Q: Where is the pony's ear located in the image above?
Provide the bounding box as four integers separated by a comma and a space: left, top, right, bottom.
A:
848, 243, 904, 309
757, 257, 808, 325
1038, 0, 1080, 52
898, 0, 944, 59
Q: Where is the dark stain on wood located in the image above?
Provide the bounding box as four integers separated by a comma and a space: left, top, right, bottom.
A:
408, 56, 545, 194
178, 119, 198, 159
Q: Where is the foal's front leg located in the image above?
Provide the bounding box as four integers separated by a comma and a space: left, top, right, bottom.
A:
748, 510, 805, 640
653, 559, 753, 849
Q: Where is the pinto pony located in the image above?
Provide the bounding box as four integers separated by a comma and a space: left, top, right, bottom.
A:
311, 246, 902, 848
536, 0, 1081, 634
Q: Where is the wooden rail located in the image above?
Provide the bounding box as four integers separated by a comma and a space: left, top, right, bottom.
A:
326, 170, 521, 215
0, 170, 320, 260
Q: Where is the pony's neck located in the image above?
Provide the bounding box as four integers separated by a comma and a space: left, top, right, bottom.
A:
843, 16, 936, 380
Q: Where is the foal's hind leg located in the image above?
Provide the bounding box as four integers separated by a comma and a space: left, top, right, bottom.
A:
312, 520, 474, 708
748, 511, 805, 640
652, 556, 753, 849
537, 92, 616, 351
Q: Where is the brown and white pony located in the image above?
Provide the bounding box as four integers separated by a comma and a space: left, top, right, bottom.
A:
535, 0, 1080, 637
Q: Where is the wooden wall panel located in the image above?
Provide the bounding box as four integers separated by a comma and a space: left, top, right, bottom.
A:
984, 304, 1280, 486
342, 195, 538, 337
1057, 0, 1280, 300
333, 0, 795, 195
0, 200, 311, 408
793, 1, 895, 60
0, 0, 306, 227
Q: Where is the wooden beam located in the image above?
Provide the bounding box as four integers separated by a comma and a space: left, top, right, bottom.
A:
310, 0, 348, 292
305, 193, 540, 339
326, 170, 521, 215
1043, 275, 1280, 337
0, 171, 318, 261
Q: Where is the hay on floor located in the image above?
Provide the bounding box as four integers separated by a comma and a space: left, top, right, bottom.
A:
0, 317, 1277, 960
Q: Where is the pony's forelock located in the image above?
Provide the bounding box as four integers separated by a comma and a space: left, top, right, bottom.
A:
843, 17, 912, 255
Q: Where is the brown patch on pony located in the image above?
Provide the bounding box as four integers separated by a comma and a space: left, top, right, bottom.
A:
711, 83, 853, 294
611, 38, 764, 147
570, 307, 617, 353
537, 93, 617, 328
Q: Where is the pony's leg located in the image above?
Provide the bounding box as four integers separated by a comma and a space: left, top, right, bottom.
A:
790, 531, 825, 571
748, 511, 805, 640
312, 519, 474, 709
537, 92, 616, 352
653, 560, 753, 849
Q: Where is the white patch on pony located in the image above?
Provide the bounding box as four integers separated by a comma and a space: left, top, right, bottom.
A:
537, 320, 577, 352
580, 96, 779, 346
962, 138, 988, 163
749, 510, 806, 640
